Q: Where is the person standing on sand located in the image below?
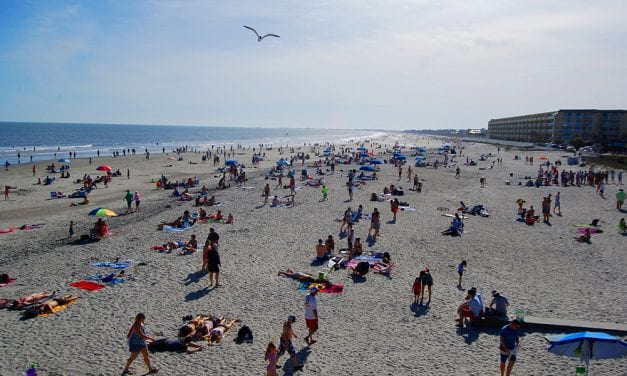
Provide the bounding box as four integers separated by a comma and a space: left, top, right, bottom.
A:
398, 165, 403, 181
616, 188, 626, 210
263, 183, 270, 205
289, 175, 296, 196
206, 227, 220, 252
390, 198, 399, 222
304, 287, 319, 345
4, 185, 10, 200
407, 165, 412, 182
275, 174, 283, 190
134, 192, 141, 212
457, 260, 467, 287
369, 208, 380, 240
499, 320, 521, 376
206, 243, 221, 287
277, 315, 303, 371
123, 190, 133, 212
553, 192, 561, 215
32, 165, 36, 176
122, 313, 158, 375
69, 221, 74, 238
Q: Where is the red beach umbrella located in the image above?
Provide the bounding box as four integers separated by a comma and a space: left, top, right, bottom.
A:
96, 165, 112, 171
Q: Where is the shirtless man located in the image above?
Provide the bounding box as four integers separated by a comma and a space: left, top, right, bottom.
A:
277, 315, 303, 371
181, 234, 198, 254
315, 239, 328, 259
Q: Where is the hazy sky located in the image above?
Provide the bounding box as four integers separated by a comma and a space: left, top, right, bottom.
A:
1, 1, 625, 130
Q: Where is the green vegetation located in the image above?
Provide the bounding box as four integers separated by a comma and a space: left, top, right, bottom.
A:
587, 155, 627, 170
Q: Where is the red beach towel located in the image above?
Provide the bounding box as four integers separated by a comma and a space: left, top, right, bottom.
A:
70, 280, 106, 291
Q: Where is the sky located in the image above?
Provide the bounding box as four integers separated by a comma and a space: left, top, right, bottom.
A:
0, 1, 626, 130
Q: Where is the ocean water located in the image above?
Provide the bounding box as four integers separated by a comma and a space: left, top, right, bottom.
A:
0, 122, 386, 164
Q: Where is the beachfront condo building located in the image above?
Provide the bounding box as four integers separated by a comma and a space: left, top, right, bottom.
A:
488, 109, 627, 145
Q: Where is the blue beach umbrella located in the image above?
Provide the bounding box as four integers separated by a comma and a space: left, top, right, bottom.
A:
357, 147, 367, 151
276, 160, 290, 166
370, 159, 383, 165
548, 331, 627, 370
359, 165, 375, 172
360, 153, 370, 158
415, 155, 425, 160
395, 155, 407, 160
58, 158, 71, 163
225, 160, 238, 166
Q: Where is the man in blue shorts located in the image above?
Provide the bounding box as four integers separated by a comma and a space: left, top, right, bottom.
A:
499, 319, 521, 376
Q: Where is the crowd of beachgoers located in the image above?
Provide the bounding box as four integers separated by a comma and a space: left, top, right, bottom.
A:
0, 134, 625, 375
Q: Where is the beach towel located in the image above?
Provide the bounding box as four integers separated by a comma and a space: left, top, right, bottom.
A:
93, 261, 131, 269
162, 225, 190, 233
0, 227, 15, 234
38, 299, 77, 317
0, 277, 16, 287
19, 224, 45, 231
298, 282, 343, 294
577, 227, 602, 234
70, 280, 106, 291
399, 206, 416, 211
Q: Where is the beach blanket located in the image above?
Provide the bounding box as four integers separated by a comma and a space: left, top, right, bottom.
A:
38, 299, 77, 317
0, 227, 15, 234
93, 261, 131, 269
84, 274, 126, 285
443, 214, 469, 219
298, 282, 344, 294
70, 280, 106, 291
0, 277, 16, 287
19, 224, 45, 231
577, 227, 602, 234
162, 225, 191, 233
399, 206, 416, 211
199, 218, 226, 224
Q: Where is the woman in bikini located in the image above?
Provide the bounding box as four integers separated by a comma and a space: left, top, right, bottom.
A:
208, 318, 241, 345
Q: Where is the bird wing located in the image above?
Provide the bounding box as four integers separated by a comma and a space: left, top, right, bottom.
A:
243, 25, 260, 38
260, 33, 280, 40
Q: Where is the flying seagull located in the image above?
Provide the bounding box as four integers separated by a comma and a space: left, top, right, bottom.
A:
243, 25, 280, 42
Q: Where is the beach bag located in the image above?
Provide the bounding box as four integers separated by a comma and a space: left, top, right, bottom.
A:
234, 325, 253, 344
0, 273, 9, 284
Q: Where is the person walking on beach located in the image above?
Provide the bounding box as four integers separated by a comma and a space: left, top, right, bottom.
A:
398, 165, 403, 181
321, 185, 329, 201
407, 165, 412, 182
289, 175, 296, 195
553, 192, 561, 215
277, 315, 303, 371
275, 174, 283, 190
127, 169, 130, 179
124, 190, 133, 213
390, 198, 399, 222
32, 165, 36, 176
421, 268, 433, 303
347, 183, 353, 201
207, 243, 221, 287
122, 313, 158, 375
206, 227, 220, 252
369, 208, 380, 240
69, 221, 74, 238
499, 320, 521, 376
455, 166, 461, 178
263, 183, 270, 205
457, 260, 467, 287
617, 188, 626, 210
134, 191, 141, 212
304, 287, 319, 345
4, 185, 11, 200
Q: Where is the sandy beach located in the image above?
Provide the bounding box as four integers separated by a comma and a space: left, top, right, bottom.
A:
0, 133, 625, 375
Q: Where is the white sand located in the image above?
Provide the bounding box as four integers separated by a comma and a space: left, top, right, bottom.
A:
0, 134, 625, 375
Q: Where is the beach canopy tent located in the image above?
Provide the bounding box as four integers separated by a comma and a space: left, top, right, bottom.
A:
415, 155, 426, 160
225, 160, 238, 166
548, 331, 627, 372
359, 165, 375, 172
96, 165, 112, 171
58, 158, 70, 163
88, 208, 118, 217
276, 160, 290, 166
370, 159, 383, 165
415, 160, 426, 167
393, 154, 407, 160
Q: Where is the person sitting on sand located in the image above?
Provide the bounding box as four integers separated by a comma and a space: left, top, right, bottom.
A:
207, 195, 216, 206
315, 239, 330, 259
208, 318, 241, 345
210, 209, 223, 221
325, 235, 335, 254
441, 213, 463, 235
198, 207, 207, 221
350, 238, 363, 259
181, 235, 198, 254
226, 213, 234, 224
456, 289, 482, 328
577, 228, 592, 243
372, 252, 393, 274
525, 206, 536, 225
618, 218, 626, 233
149, 336, 205, 353
278, 269, 325, 284
271, 196, 282, 207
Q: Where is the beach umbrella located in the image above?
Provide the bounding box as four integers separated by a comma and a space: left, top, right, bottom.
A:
323, 148, 332, 153
357, 147, 367, 151
276, 160, 290, 166
58, 158, 71, 163
88, 208, 118, 217
96, 165, 112, 171
415, 155, 426, 160
538, 155, 549, 160
225, 160, 238, 166
370, 159, 383, 165
360, 153, 370, 158
395, 155, 407, 160
359, 165, 375, 172
548, 331, 627, 371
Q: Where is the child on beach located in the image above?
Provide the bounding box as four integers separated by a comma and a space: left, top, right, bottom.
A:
265, 342, 278, 376
457, 260, 467, 287
134, 192, 141, 212
321, 185, 329, 201
412, 276, 422, 304
69, 221, 74, 238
